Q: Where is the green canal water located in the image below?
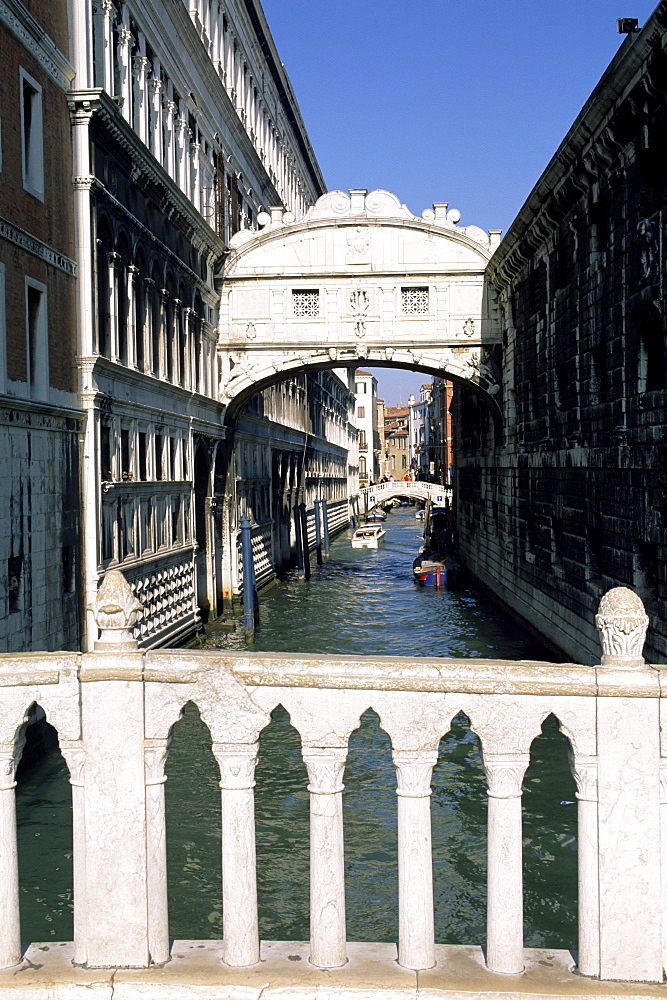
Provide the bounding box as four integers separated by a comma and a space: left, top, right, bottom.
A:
16, 507, 577, 950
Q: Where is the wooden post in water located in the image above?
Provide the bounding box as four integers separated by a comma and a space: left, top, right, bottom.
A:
293, 502, 305, 578
322, 497, 330, 556
300, 502, 311, 580
240, 516, 255, 641
314, 499, 323, 566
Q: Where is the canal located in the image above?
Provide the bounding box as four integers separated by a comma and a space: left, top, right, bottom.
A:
16, 507, 577, 951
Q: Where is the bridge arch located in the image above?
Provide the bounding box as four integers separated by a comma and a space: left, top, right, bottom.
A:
219, 189, 502, 425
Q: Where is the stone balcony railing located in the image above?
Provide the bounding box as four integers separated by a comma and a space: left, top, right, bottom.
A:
0, 574, 665, 999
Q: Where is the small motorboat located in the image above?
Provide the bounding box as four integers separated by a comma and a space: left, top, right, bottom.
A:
367, 508, 387, 522
351, 524, 386, 548
413, 553, 460, 587
415, 509, 425, 520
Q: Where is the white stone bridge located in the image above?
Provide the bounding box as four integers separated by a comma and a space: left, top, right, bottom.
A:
360, 480, 453, 508
0, 574, 664, 998
218, 189, 502, 418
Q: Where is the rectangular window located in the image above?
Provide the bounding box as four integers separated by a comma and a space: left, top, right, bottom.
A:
357, 406, 365, 419
155, 433, 163, 480
138, 432, 147, 480
25, 278, 48, 399
292, 289, 319, 317
359, 430, 367, 450
100, 424, 112, 480
402, 287, 429, 314
8, 555, 22, 613
121, 429, 131, 480
170, 436, 177, 480
20, 68, 44, 200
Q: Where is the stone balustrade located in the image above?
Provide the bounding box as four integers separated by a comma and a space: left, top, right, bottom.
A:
0, 577, 664, 997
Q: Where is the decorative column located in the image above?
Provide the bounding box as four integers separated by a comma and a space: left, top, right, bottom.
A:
0, 743, 21, 969
392, 749, 438, 971
107, 251, 120, 361
164, 99, 176, 180
117, 22, 133, 123
302, 747, 348, 968
60, 741, 87, 966
483, 753, 530, 974
569, 753, 599, 977
144, 739, 170, 965
191, 141, 200, 208
149, 71, 163, 163
126, 264, 138, 369
212, 743, 260, 967
133, 50, 149, 144
92, 0, 115, 93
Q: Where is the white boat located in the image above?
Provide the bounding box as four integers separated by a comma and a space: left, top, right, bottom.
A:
351, 524, 386, 548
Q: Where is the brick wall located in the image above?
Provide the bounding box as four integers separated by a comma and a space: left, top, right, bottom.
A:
455, 4, 667, 664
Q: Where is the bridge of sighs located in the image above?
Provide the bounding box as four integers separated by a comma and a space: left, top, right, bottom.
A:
218, 188, 503, 414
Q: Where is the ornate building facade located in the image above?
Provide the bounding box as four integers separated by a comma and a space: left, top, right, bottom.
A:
67, 0, 337, 648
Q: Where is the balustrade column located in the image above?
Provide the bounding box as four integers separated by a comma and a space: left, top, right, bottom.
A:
144, 739, 170, 965
570, 754, 599, 977
392, 749, 438, 971
302, 747, 348, 968
0, 745, 20, 969
60, 742, 87, 966
212, 743, 260, 967
483, 753, 530, 974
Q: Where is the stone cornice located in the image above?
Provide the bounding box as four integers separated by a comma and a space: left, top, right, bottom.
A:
0, 216, 77, 275
0, 0, 74, 92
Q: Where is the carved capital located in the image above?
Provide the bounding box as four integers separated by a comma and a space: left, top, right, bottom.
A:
392, 749, 438, 798
88, 569, 143, 650
212, 742, 258, 790
596, 587, 648, 667
144, 739, 170, 786
303, 747, 347, 795
60, 741, 86, 787
483, 753, 530, 799
569, 752, 598, 802
0, 747, 17, 790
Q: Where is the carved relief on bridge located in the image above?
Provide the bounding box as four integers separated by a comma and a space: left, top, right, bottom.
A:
219, 189, 502, 407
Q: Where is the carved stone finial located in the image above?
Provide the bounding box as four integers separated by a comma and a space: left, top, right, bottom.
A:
88, 569, 143, 650
595, 587, 649, 667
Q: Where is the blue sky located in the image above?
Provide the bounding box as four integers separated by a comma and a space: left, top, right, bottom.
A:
261, 0, 657, 405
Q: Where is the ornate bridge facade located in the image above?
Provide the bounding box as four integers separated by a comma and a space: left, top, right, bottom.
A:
219, 189, 502, 416
359, 480, 453, 507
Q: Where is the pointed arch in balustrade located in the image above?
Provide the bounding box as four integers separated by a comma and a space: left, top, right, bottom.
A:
0, 667, 81, 970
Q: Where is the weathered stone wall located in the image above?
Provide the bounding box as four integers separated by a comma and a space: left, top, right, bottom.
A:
455, 3, 667, 665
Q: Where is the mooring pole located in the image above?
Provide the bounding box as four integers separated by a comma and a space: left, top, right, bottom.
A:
293, 503, 305, 578
300, 502, 311, 579
314, 498, 323, 566
322, 497, 330, 556
240, 515, 255, 641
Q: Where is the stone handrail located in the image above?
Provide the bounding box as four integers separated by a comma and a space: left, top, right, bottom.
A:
0, 579, 663, 988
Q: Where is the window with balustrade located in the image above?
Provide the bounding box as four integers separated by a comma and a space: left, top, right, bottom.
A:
401, 286, 429, 314
292, 289, 319, 317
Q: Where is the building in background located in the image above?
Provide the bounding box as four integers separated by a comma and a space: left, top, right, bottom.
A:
0, 0, 80, 652
354, 369, 379, 486
431, 378, 454, 484
383, 403, 410, 478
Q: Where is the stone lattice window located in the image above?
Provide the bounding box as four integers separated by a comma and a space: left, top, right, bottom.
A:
293, 289, 320, 317
402, 287, 429, 314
